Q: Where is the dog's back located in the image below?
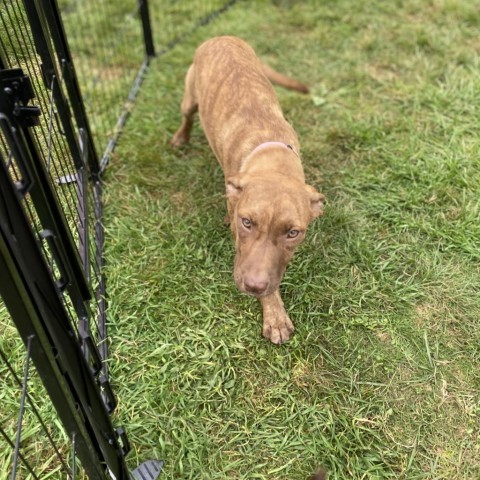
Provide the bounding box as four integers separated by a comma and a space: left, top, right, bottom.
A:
191, 36, 301, 176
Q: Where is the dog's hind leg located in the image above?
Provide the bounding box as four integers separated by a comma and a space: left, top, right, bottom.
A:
171, 64, 198, 147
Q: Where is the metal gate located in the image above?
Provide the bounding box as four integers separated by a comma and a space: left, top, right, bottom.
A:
0, 0, 156, 477
0, 0, 238, 478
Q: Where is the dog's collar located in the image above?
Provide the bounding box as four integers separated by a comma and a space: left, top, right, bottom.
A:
250, 141, 299, 157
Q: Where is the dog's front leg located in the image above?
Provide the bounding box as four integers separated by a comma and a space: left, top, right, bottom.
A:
259, 290, 294, 345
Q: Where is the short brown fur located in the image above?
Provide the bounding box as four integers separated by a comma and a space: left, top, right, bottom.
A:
171, 36, 324, 344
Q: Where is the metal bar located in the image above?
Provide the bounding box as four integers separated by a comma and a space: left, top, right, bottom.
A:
0, 425, 39, 480
71, 432, 77, 479
76, 127, 94, 368
77, 128, 90, 282
138, 0, 155, 58
11, 335, 33, 480
0, 349, 71, 474
93, 179, 109, 372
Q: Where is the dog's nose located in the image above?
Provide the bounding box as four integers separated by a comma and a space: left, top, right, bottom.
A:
244, 277, 268, 295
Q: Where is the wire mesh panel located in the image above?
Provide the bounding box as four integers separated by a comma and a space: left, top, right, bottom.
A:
0, 0, 238, 478
59, 0, 153, 171
0, 0, 109, 385
0, 0, 130, 477
0, 118, 124, 478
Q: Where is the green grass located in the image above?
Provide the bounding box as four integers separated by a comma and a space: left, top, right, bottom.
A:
103, 0, 479, 478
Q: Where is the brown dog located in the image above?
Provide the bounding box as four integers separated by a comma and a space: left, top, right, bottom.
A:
171, 36, 324, 344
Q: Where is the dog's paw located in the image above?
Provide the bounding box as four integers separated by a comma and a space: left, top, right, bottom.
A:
262, 311, 294, 345
170, 132, 189, 148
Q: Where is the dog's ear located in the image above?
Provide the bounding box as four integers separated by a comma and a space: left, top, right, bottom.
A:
226, 173, 249, 202
305, 184, 325, 219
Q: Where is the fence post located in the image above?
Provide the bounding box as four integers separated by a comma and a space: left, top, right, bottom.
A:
138, 0, 156, 58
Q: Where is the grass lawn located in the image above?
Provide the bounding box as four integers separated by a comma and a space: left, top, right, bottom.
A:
104, 0, 480, 478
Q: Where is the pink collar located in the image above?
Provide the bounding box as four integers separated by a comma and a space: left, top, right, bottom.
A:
250, 141, 298, 157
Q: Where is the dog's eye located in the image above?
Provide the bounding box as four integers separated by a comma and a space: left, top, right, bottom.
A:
241, 217, 252, 229
287, 229, 300, 239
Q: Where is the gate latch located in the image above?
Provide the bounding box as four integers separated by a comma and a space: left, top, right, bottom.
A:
0, 68, 41, 127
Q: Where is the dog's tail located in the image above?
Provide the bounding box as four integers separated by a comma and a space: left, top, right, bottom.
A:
262, 64, 310, 94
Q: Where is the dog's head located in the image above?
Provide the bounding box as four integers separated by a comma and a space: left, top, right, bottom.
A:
226, 172, 324, 297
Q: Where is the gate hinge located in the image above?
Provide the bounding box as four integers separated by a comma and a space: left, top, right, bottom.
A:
0, 68, 41, 127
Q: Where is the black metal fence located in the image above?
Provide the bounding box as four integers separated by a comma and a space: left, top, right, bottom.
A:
0, 1, 238, 478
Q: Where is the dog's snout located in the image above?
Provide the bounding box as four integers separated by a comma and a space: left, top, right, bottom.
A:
244, 276, 269, 295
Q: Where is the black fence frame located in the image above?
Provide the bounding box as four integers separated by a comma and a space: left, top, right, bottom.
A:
0, 129, 129, 477
0, 0, 156, 478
